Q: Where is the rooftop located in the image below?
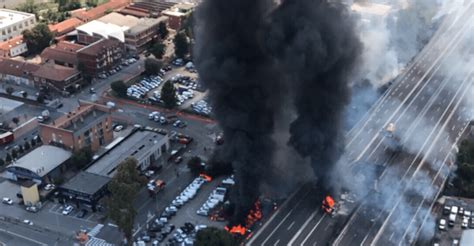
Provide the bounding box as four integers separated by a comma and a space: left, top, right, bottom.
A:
32, 63, 80, 82
61, 171, 111, 195
41, 41, 83, 65
351, 3, 392, 16
87, 129, 167, 177
0, 9, 35, 29
0, 58, 39, 77
72, 0, 130, 21
48, 17, 83, 35
76, 20, 126, 42
125, 16, 167, 35
97, 12, 139, 29
162, 3, 194, 16
8, 145, 72, 177
0, 35, 24, 51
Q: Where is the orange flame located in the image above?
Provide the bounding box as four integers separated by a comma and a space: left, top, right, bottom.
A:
200, 173, 212, 182
225, 224, 246, 235
322, 195, 335, 214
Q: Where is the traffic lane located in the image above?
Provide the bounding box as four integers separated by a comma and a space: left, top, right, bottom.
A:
0, 219, 73, 246
248, 185, 311, 246
262, 189, 321, 246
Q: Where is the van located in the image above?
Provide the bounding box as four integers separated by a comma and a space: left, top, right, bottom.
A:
451, 206, 459, 215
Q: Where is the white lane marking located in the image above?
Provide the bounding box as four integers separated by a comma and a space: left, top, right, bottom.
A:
287, 221, 295, 230
274, 239, 280, 246
247, 186, 305, 246
288, 211, 317, 246
260, 190, 310, 246
0, 228, 48, 246
301, 214, 326, 246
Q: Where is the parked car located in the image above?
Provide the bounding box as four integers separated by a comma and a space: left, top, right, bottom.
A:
26, 206, 38, 213
439, 219, 446, 230
2, 197, 13, 205
62, 205, 74, 215
23, 219, 33, 225
114, 125, 124, 132
44, 184, 55, 191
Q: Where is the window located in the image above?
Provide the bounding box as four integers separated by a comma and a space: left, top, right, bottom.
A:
161, 144, 167, 154
30, 19, 34, 24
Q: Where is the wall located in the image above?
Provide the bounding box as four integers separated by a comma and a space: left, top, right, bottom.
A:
20, 184, 40, 206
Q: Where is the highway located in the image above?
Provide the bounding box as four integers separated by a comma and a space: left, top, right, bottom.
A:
248, 3, 474, 246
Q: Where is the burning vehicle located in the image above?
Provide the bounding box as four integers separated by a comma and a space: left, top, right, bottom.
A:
322, 195, 337, 216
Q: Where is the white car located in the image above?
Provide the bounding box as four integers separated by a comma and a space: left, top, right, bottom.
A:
2, 197, 13, 205
23, 219, 33, 225
114, 125, 124, 132
62, 205, 74, 215
44, 184, 55, 191
462, 218, 469, 228
439, 219, 446, 230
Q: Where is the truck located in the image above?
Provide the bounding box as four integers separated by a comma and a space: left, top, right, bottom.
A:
0, 131, 14, 145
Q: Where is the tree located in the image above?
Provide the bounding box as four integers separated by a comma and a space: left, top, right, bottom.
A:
22, 91, 28, 98
18, 145, 24, 154
11, 150, 17, 159
70, 147, 93, 170
16, 0, 37, 14
0, 158, 4, 167
158, 22, 169, 39
12, 117, 19, 125
22, 23, 54, 55
5, 87, 14, 95
187, 156, 204, 177
24, 141, 31, 151
111, 80, 128, 98
30, 138, 36, 147
144, 58, 162, 76
107, 158, 147, 245
150, 42, 165, 59
195, 227, 238, 246
5, 153, 11, 163
37, 93, 45, 103
161, 80, 177, 108
453, 139, 474, 197
174, 32, 189, 58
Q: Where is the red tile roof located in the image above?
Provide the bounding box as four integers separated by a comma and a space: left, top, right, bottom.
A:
0, 58, 40, 77
48, 18, 83, 36
33, 63, 80, 82
41, 41, 84, 66
77, 38, 120, 56
0, 35, 25, 52
72, 0, 130, 21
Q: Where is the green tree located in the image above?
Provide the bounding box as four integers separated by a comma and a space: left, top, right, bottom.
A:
173, 32, 189, 58
12, 117, 19, 125
150, 42, 165, 59
24, 141, 31, 151
23, 23, 54, 55
144, 58, 162, 76
161, 80, 177, 108
30, 138, 36, 147
5, 153, 11, 163
70, 146, 93, 170
187, 156, 204, 177
0, 158, 4, 167
158, 21, 169, 39
111, 80, 128, 98
37, 93, 46, 103
106, 158, 147, 245
180, 12, 194, 39
18, 145, 24, 154
16, 0, 37, 14
5, 87, 14, 95
453, 139, 474, 197
195, 227, 238, 246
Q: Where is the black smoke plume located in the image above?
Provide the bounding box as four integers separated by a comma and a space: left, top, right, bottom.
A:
267, 0, 361, 193
194, 0, 279, 225
195, 0, 360, 223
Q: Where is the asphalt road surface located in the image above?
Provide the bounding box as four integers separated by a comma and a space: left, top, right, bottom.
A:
248, 4, 474, 246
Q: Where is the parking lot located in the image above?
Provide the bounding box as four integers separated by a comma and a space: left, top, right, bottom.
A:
433, 196, 474, 245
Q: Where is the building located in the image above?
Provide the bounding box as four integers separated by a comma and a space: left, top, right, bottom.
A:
48, 17, 83, 37
162, 3, 194, 30
124, 16, 168, 54
39, 101, 113, 152
0, 9, 36, 42
76, 20, 127, 45
118, 0, 175, 18
59, 171, 110, 211
41, 41, 84, 68
77, 38, 125, 77
0, 58, 39, 86
20, 180, 40, 207
5, 145, 72, 184
86, 127, 170, 178
0, 35, 27, 57
71, 0, 130, 22
32, 63, 82, 93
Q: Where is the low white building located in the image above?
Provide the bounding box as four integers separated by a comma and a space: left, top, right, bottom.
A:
0, 9, 36, 42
